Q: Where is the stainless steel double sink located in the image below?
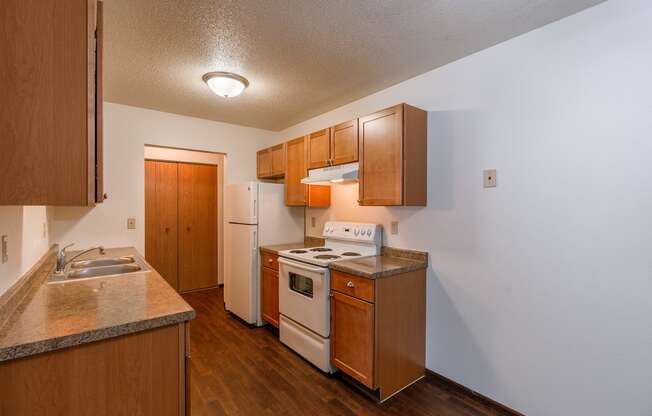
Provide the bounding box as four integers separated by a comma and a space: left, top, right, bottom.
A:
49, 256, 148, 283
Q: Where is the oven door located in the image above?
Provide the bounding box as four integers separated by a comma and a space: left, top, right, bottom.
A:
278, 257, 330, 338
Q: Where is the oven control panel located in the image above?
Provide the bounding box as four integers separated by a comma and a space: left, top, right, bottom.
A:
322, 221, 381, 243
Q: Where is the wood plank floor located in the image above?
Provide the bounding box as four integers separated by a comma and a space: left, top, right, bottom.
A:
183, 288, 510, 416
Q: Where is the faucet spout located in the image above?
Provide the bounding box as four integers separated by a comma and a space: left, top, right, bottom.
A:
56, 244, 106, 274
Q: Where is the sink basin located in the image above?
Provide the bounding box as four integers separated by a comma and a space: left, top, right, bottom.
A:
67, 264, 142, 279
70, 256, 135, 269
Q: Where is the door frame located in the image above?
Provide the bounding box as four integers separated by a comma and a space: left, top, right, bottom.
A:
144, 145, 225, 285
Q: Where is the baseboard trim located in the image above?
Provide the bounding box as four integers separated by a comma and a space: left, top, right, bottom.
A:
425, 369, 525, 416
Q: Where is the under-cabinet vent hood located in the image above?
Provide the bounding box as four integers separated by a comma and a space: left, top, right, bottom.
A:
300, 162, 358, 185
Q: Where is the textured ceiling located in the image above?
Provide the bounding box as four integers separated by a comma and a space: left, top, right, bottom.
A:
103, 0, 604, 131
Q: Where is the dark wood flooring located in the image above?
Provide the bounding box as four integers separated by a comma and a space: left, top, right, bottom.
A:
183, 288, 511, 416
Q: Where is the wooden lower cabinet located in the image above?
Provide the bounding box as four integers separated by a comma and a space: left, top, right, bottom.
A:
330, 269, 426, 401
0, 323, 190, 415
261, 251, 280, 328
331, 292, 375, 387
261, 264, 280, 328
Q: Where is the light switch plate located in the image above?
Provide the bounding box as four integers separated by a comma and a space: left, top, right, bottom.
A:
1, 235, 8, 264
390, 221, 399, 235
127, 218, 136, 229
483, 169, 497, 188
311, 216, 316, 227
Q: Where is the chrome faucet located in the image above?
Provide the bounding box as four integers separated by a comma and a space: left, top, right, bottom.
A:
56, 244, 106, 274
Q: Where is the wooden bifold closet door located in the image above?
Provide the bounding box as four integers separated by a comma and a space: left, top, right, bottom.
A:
145, 160, 218, 292
178, 163, 218, 292
145, 161, 179, 290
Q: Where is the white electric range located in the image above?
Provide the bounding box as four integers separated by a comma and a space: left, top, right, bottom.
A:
277, 221, 382, 373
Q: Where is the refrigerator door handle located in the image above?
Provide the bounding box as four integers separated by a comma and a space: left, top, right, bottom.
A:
252, 230, 258, 250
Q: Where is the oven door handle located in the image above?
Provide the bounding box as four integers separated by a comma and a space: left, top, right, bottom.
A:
278, 257, 327, 273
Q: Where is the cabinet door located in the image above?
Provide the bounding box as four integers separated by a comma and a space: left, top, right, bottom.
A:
307, 129, 331, 169
261, 267, 279, 328
359, 105, 403, 206
257, 149, 272, 178
178, 163, 218, 292
331, 292, 375, 388
0, 0, 99, 206
271, 143, 286, 176
331, 120, 358, 166
285, 137, 308, 206
145, 160, 178, 290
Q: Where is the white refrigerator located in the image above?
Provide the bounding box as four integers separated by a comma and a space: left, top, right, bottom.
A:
224, 182, 304, 325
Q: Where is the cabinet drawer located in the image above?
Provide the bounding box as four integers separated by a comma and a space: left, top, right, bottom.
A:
331, 271, 374, 303
261, 251, 279, 270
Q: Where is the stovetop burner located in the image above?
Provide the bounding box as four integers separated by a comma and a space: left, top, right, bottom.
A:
341, 252, 361, 256
290, 250, 308, 254
314, 254, 340, 260
310, 247, 333, 252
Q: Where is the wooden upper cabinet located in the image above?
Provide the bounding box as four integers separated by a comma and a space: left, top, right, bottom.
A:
331, 119, 358, 166
285, 137, 308, 206
307, 121, 359, 169
308, 129, 332, 169
0, 0, 104, 206
359, 104, 427, 206
257, 148, 273, 178
257, 143, 285, 179
270, 143, 286, 176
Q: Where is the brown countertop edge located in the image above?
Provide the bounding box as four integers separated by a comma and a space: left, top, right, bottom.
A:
330, 246, 429, 279
0, 310, 195, 362
0, 247, 195, 363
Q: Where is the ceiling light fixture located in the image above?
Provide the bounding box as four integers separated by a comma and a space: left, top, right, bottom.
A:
202, 71, 249, 98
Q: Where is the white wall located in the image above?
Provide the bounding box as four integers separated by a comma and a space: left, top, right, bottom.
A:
0, 206, 51, 295
50, 103, 274, 254
274, 1, 652, 414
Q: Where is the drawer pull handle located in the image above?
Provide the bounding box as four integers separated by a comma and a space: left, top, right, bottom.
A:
346, 281, 355, 288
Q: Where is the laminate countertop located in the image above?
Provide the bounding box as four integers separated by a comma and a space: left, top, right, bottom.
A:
259, 237, 324, 255
330, 247, 428, 279
0, 247, 195, 362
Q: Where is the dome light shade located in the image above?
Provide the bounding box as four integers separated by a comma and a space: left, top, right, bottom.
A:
202, 72, 249, 98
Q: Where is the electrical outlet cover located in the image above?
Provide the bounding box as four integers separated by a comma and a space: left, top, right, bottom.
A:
127, 218, 136, 229
483, 169, 497, 188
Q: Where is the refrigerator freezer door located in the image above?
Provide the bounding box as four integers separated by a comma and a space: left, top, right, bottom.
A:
226, 182, 258, 224
224, 223, 258, 324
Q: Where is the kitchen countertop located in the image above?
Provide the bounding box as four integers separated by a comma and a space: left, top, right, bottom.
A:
0, 247, 195, 362
260, 240, 323, 255
330, 249, 428, 279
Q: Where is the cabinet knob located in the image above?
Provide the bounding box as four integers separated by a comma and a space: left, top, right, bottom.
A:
186, 226, 191, 231
267, 258, 273, 263
165, 227, 169, 233
346, 281, 355, 288
103, 193, 108, 200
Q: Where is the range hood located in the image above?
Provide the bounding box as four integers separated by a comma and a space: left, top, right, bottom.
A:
300, 162, 358, 185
